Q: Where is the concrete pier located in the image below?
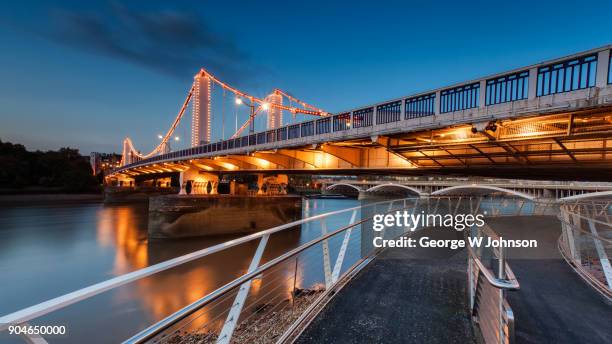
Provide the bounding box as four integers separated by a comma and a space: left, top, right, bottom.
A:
148, 194, 302, 238
104, 186, 178, 204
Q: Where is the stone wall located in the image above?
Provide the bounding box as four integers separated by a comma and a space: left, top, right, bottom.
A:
148, 194, 302, 238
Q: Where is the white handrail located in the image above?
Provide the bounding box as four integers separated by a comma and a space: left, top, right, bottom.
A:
0, 197, 407, 331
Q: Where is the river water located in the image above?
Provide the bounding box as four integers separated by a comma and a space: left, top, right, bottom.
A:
0, 198, 358, 343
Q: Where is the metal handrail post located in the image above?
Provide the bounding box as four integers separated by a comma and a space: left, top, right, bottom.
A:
217, 234, 270, 344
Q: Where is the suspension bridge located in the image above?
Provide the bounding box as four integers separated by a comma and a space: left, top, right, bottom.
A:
108, 45, 612, 192
2, 46, 611, 344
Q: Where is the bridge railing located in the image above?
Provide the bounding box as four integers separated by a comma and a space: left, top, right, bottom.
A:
116, 45, 612, 172
558, 201, 612, 301
124, 198, 415, 344
0, 197, 416, 344
467, 224, 519, 344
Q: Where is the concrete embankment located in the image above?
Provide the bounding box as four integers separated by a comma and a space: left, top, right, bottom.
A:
103, 186, 178, 203
148, 194, 302, 238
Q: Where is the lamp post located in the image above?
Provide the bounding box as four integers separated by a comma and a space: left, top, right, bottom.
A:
235, 97, 241, 134
235, 97, 259, 134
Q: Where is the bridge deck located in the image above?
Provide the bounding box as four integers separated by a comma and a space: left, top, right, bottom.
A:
298, 216, 612, 343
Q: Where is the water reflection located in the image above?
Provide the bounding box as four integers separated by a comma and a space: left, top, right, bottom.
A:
0, 199, 356, 343
96, 205, 149, 274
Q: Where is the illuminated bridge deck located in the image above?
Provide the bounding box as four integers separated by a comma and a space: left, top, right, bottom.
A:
113, 45, 612, 182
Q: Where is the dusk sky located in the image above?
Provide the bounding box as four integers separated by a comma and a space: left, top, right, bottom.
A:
1, 0, 610, 154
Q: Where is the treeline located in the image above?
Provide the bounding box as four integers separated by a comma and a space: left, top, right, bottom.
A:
0, 140, 100, 193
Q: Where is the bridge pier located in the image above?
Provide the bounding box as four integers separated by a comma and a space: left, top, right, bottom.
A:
105, 173, 135, 187
256, 173, 288, 195
148, 194, 302, 238
179, 167, 219, 195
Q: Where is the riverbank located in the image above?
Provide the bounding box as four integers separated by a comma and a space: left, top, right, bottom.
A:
167, 288, 324, 344
0, 193, 103, 206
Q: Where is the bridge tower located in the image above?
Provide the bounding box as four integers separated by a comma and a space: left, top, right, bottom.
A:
121, 138, 133, 165
267, 90, 282, 130
160, 141, 170, 154
192, 72, 212, 146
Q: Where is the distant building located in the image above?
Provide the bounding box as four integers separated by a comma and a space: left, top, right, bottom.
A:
90, 152, 122, 176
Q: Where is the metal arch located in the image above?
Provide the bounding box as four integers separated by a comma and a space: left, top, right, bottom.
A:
559, 190, 612, 202
431, 185, 535, 200
365, 183, 424, 196
325, 183, 364, 192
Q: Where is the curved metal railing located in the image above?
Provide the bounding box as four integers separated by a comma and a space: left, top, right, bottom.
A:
558, 201, 612, 301
0, 197, 416, 344
467, 224, 520, 344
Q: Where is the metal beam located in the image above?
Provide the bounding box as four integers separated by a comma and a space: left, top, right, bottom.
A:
217, 234, 270, 344
495, 141, 530, 164
441, 148, 467, 166
469, 144, 496, 163
319, 144, 362, 167
554, 138, 578, 162
417, 150, 444, 167
321, 219, 332, 288
380, 136, 421, 167
586, 218, 612, 288
331, 210, 358, 284
228, 154, 288, 169
276, 149, 317, 168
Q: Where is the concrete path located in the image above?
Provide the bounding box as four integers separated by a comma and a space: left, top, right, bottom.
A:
489, 216, 612, 344
297, 227, 476, 344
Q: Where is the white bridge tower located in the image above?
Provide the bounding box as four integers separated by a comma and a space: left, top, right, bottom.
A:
192, 72, 212, 146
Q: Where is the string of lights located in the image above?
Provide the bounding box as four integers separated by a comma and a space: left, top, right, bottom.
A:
197, 69, 327, 116
120, 68, 327, 165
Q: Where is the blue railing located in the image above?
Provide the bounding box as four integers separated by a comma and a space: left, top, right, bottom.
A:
376, 101, 401, 124
440, 82, 480, 113
288, 124, 300, 139
301, 121, 315, 137
486, 70, 529, 105
333, 113, 351, 131
353, 107, 374, 128
405, 93, 435, 119
608, 50, 611, 85
316, 117, 331, 134
537, 54, 597, 96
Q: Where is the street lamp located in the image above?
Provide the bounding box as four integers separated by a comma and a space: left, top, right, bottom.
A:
235, 97, 243, 105
174, 136, 180, 141
157, 134, 163, 139
261, 102, 270, 111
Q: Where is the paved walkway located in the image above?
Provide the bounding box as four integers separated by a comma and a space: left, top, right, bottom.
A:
489, 216, 612, 344
297, 227, 476, 344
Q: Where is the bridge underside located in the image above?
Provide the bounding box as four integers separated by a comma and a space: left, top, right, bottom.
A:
114, 109, 612, 181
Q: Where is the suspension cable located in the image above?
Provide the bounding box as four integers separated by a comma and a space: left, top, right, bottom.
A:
123, 85, 194, 160
198, 69, 326, 117
121, 68, 328, 163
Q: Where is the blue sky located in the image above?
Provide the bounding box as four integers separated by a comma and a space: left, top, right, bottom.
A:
0, 0, 610, 154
